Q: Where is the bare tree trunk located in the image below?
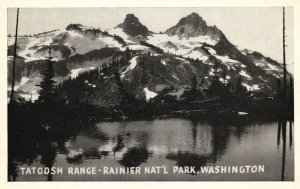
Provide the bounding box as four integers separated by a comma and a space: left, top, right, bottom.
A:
283, 7, 287, 99
10, 8, 19, 104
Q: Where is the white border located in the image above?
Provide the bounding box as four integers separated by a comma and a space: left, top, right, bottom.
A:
0, 0, 299, 188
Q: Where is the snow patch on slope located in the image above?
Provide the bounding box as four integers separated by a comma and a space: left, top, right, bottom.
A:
239, 70, 252, 79
205, 47, 217, 55
65, 30, 123, 54
121, 56, 139, 78
71, 67, 96, 79
107, 27, 134, 43
242, 83, 260, 91
161, 60, 167, 65
20, 77, 30, 86
175, 57, 190, 64
168, 88, 186, 100
215, 55, 239, 63
147, 33, 217, 58
184, 50, 209, 61
71, 68, 84, 79
18, 36, 53, 62
144, 87, 158, 100
148, 33, 217, 47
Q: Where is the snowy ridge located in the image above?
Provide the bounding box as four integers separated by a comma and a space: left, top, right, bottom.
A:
10, 29, 124, 62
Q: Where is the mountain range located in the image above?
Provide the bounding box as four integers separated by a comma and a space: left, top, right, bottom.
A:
7, 12, 291, 105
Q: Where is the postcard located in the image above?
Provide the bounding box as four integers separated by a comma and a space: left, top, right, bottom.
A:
1, 0, 299, 188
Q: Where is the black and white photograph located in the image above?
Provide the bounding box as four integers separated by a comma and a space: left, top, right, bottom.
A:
5, 4, 296, 183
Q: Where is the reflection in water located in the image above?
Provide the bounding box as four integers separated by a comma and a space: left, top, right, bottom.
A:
282, 121, 286, 181
119, 147, 150, 167
289, 121, 293, 147
66, 151, 84, 165
277, 120, 293, 181
166, 152, 210, 174
113, 135, 125, 155
8, 118, 294, 181
8, 160, 18, 181
277, 121, 281, 146
40, 139, 57, 181
166, 118, 232, 173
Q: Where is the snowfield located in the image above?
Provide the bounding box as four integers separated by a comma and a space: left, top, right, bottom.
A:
121, 44, 150, 51
11, 29, 124, 62
146, 33, 219, 59
64, 30, 123, 54
17, 36, 53, 62
148, 33, 218, 48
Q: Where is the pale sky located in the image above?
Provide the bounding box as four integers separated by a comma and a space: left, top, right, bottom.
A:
7, 7, 293, 67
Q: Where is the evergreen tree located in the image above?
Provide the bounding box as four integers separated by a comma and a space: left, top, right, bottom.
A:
183, 74, 203, 101
114, 69, 135, 104
276, 78, 282, 101
234, 76, 247, 95
207, 59, 226, 97
37, 48, 57, 104
191, 74, 197, 91
222, 68, 226, 81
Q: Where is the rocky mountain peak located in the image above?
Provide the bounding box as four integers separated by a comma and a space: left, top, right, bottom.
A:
178, 12, 205, 27
165, 12, 222, 39
118, 14, 149, 37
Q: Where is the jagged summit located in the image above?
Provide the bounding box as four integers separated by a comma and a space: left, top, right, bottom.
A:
165, 12, 222, 39
118, 14, 149, 37
178, 12, 206, 27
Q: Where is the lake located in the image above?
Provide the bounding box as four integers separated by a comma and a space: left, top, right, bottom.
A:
11, 118, 294, 181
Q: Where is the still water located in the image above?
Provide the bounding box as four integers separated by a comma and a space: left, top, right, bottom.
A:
13, 118, 294, 181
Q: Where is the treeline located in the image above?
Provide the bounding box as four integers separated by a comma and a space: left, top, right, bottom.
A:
9, 29, 59, 38
64, 47, 125, 65
139, 41, 164, 54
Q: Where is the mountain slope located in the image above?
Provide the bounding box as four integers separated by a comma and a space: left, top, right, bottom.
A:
7, 13, 290, 103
